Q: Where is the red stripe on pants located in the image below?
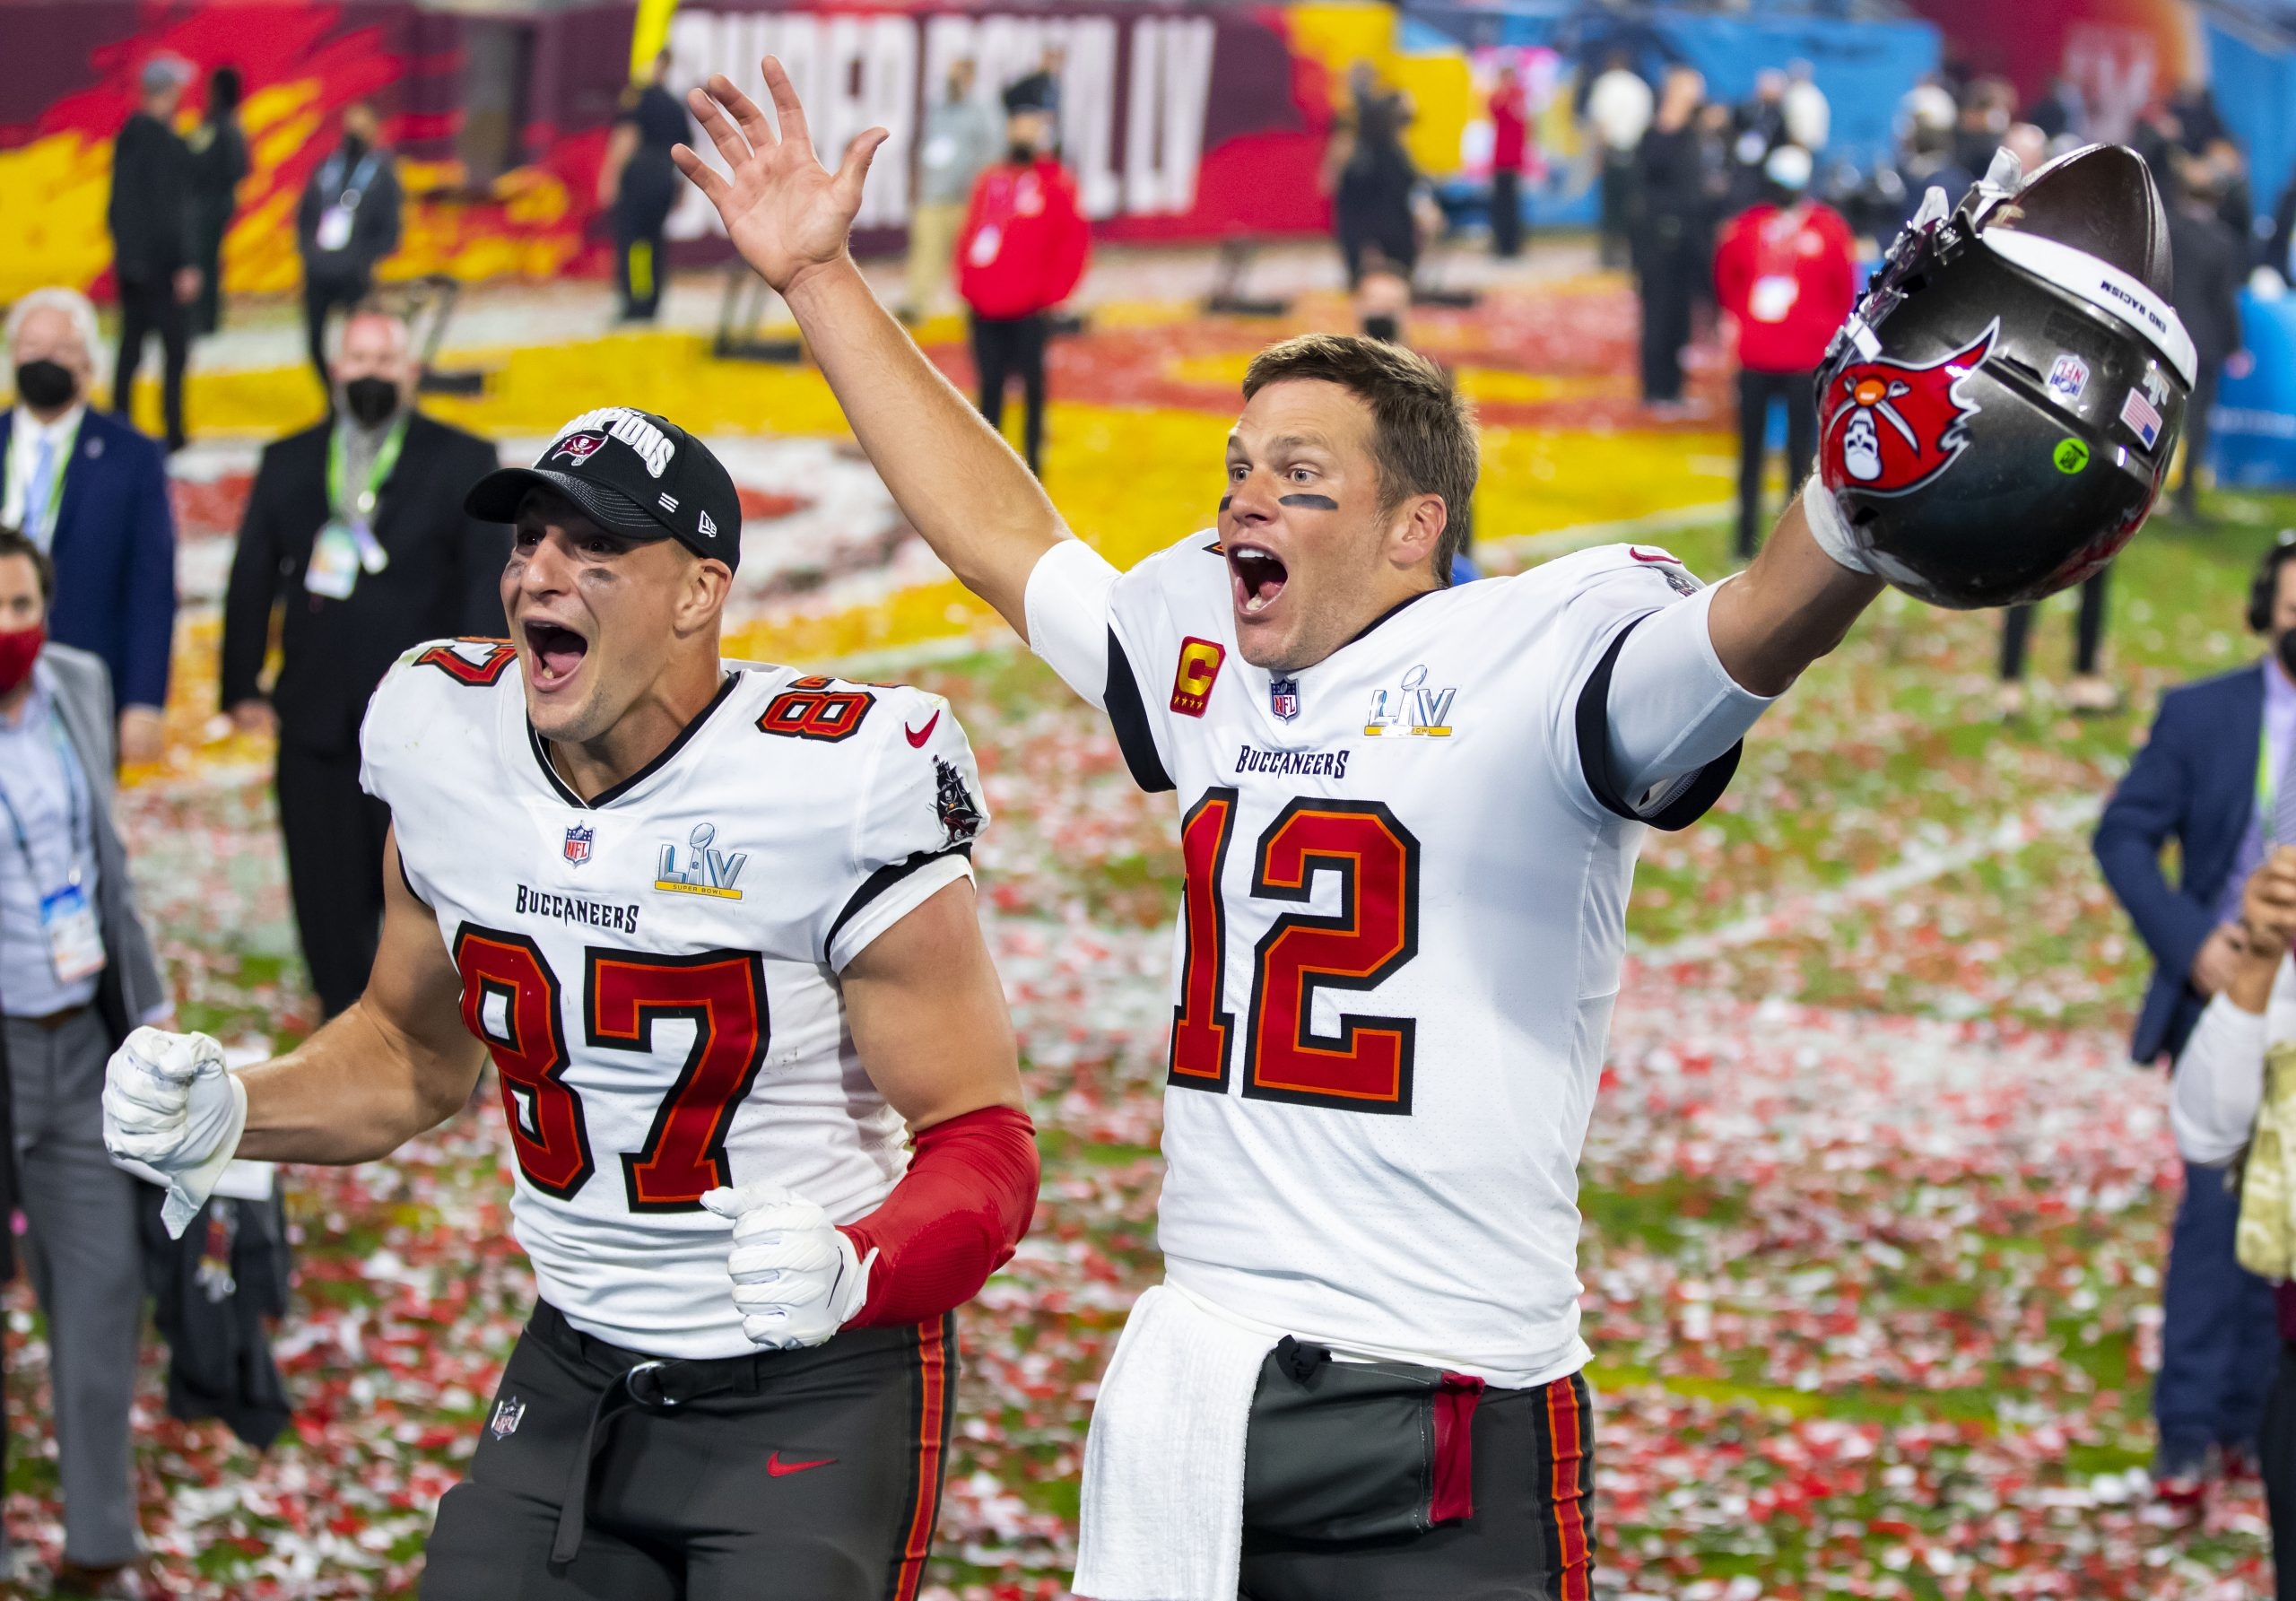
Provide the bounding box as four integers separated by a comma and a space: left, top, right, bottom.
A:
1544, 1378, 1591, 1600
891, 1319, 950, 1601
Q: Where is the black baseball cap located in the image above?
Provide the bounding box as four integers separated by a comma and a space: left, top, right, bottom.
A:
465, 406, 744, 570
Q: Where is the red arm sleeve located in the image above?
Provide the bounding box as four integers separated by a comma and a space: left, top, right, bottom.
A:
837, 1103, 1041, 1328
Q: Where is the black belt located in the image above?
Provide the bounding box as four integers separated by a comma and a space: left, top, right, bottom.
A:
530, 1302, 778, 1566
8, 1004, 90, 1031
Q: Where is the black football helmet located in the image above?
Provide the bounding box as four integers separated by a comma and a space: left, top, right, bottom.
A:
1811, 144, 2195, 608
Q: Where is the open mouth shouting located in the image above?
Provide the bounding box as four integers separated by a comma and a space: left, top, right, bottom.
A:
523, 618, 591, 692
1228, 544, 1289, 619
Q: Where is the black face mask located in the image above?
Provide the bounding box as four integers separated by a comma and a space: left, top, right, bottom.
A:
14, 360, 75, 412
342, 376, 400, 428
1008, 142, 1038, 165
2278, 628, 2296, 684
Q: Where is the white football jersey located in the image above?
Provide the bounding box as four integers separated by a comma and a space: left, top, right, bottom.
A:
1034, 535, 1746, 1387
361, 640, 989, 1358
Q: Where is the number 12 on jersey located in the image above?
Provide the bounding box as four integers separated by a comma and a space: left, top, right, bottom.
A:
1170, 788, 1422, 1114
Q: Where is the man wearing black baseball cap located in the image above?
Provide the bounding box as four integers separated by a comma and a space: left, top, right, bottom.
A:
105, 401, 1039, 1596
463, 405, 746, 765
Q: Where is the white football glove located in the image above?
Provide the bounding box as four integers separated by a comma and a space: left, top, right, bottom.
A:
102, 1027, 249, 1239
700, 1183, 876, 1350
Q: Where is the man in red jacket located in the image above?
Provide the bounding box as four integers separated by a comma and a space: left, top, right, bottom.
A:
956, 84, 1089, 476
1488, 64, 1528, 260
1712, 143, 1856, 559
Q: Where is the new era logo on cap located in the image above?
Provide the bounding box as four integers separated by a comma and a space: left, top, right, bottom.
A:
464, 405, 747, 572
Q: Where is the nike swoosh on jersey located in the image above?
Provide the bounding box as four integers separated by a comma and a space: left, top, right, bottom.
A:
904, 711, 941, 747
767, 1451, 837, 1477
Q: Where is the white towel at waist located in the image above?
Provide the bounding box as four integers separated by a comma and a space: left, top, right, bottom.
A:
1072, 1283, 1279, 1601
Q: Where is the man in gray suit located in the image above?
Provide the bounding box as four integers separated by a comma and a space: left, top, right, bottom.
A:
0, 525, 167, 1598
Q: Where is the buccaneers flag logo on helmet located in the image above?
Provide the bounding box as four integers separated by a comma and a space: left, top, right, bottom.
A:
1820, 322, 1996, 498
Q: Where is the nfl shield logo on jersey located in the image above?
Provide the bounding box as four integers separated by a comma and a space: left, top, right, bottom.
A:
490, 1396, 526, 1439
562, 824, 595, 866
1268, 677, 1301, 722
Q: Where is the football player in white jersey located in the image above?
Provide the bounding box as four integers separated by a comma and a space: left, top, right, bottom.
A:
101, 408, 1041, 1599
675, 63, 1909, 1598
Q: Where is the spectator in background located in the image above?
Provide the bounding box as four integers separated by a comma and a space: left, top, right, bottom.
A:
956, 98, 1089, 477
1712, 143, 1853, 560
108, 56, 199, 455
186, 65, 248, 338
1488, 62, 1528, 260
1004, 43, 1067, 157
902, 57, 999, 325
2168, 843, 2296, 1591
2028, 74, 2084, 143
1894, 83, 1976, 228
2168, 159, 2247, 522
220, 308, 506, 1017
1325, 63, 1422, 291
597, 51, 690, 324
0, 526, 170, 1599
1632, 65, 1707, 413
1735, 68, 1787, 157
1781, 60, 1829, 154
1726, 68, 1792, 213
2169, 80, 2230, 157
2204, 138, 2256, 249
1952, 78, 2016, 183
1690, 99, 1737, 326
2095, 535, 2296, 1510
2, 291, 176, 766
1998, 566, 2118, 717
1583, 50, 1652, 269
297, 103, 402, 396
2260, 166, 2296, 286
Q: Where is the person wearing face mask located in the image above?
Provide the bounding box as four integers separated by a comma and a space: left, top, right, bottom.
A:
219, 307, 506, 1016
2094, 531, 2296, 1510
2, 288, 178, 769
296, 103, 404, 397
0, 525, 170, 1598
953, 90, 1089, 477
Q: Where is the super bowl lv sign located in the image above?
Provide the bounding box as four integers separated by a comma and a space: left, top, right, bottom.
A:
665, 7, 1249, 237
1821, 323, 1996, 497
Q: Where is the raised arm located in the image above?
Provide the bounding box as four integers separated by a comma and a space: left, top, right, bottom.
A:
673, 61, 1066, 638
1705, 487, 1886, 696
104, 826, 486, 1232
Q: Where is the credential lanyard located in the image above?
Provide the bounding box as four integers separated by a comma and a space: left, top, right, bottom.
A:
0, 709, 88, 895
320, 148, 385, 213
328, 413, 408, 559
7, 412, 83, 544
2263, 722, 2283, 849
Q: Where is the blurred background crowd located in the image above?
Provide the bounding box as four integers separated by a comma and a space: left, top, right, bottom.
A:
13, 0, 2296, 1595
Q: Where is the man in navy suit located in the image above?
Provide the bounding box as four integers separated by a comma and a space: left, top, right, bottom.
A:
2, 288, 177, 765
2096, 532, 2296, 1501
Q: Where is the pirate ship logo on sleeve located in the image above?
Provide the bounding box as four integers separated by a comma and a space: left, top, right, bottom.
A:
1821, 321, 1995, 497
